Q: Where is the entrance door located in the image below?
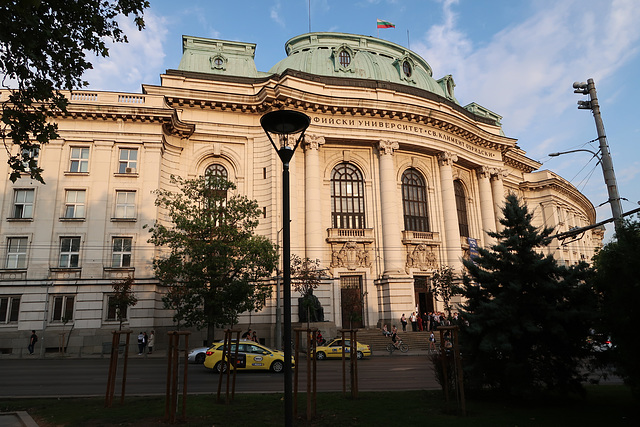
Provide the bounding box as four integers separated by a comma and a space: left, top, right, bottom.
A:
414, 276, 434, 316
340, 276, 363, 329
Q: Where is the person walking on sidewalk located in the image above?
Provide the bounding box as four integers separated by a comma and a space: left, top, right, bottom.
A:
147, 330, 155, 354
28, 330, 38, 355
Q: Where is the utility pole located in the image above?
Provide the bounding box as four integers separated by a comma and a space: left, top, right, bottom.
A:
573, 79, 623, 232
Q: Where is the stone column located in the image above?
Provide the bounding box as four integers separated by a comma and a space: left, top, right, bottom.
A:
490, 168, 508, 231
378, 140, 404, 276
438, 152, 463, 271
304, 134, 325, 263
476, 166, 496, 247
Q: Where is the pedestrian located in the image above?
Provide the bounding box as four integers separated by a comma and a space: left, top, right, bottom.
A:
241, 328, 252, 339
410, 312, 417, 332
417, 314, 423, 331
400, 313, 407, 332
147, 330, 155, 354
251, 330, 259, 343
429, 331, 436, 352
28, 330, 38, 355
137, 331, 145, 355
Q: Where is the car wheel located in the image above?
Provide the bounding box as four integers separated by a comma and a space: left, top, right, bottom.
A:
215, 361, 228, 374
316, 351, 326, 360
195, 353, 206, 364
270, 360, 284, 373
356, 351, 364, 360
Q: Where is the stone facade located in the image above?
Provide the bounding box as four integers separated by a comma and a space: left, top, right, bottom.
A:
0, 33, 601, 355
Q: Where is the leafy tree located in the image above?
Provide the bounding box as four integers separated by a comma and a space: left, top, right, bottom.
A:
146, 174, 278, 342
593, 218, 640, 399
431, 265, 459, 319
1, 0, 149, 183
458, 194, 597, 397
291, 255, 325, 324
110, 276, 138, 331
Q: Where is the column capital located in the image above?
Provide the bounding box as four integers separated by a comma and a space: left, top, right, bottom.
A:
438, 151, 458, 166
379, 139, 399, 155
304, 134, 325, 150
475, 165, 492, 179
490, 167, 509, 180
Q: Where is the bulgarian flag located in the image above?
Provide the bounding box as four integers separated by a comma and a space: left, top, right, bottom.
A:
377, 19, 395, 29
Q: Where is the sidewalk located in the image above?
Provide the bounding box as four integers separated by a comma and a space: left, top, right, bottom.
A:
0, 412, 39, 427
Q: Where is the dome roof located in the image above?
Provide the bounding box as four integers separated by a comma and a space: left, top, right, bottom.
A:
269, 32, 457, 103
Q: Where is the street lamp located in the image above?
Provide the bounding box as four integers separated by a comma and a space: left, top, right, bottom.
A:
261, 109, 310, 427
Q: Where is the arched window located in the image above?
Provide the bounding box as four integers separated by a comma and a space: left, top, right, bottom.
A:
331, 163, 365, 229
205, 164, 228, 179
402, 168, 429, 232
454, 180, 469, 237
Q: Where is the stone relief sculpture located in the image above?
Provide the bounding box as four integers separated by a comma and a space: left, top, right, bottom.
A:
406, 244, 438, 272
331, 241, 372, 270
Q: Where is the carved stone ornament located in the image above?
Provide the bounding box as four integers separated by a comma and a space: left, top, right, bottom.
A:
476, 165, 491, 179
304, 134, 325, 150
437, 151, 458, 166
331, 241, 372, 270
379, 140, 399, 155
405, 243, 438, 272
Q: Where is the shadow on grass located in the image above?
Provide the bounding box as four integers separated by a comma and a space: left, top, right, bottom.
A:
0, 386, 637, 426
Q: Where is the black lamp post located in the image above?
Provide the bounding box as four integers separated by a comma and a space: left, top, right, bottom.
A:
260, 109, 310, 427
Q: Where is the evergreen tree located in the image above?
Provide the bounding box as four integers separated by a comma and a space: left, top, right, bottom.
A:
593, 218, 640, 399
146, 174, 278, 342
458, 194, 597, 397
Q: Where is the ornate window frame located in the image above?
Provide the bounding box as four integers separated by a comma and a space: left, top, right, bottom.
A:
332, 44, 355, 73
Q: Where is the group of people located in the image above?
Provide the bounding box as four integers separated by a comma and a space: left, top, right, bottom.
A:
400, 311, 460, 332
137, 330, 155, 355
241, 328, 260, 343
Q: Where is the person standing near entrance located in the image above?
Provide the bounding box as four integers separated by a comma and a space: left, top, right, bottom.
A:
410, 312, 418, 332
400, 313, 407, 332
28, 330, 38, 355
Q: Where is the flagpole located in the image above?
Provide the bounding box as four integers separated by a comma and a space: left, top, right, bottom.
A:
407, 30, 410, 49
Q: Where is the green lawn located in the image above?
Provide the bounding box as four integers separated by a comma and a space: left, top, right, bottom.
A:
1, 386, 637, 426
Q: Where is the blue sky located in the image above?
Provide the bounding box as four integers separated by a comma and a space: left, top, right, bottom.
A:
84, 0, 640, 243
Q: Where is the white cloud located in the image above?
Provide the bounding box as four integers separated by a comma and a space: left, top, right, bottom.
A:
83, 11, 168, 92
412, 0, 640, 137
271, 1, 285, 27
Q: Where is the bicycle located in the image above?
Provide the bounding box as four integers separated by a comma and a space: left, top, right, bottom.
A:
386, 339, 409, 354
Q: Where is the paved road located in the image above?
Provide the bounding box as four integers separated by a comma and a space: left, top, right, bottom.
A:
0, 354, 439, 398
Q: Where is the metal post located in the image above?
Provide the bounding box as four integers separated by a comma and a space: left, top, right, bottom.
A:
575, 79, 623, 231
282, 158, 293, 426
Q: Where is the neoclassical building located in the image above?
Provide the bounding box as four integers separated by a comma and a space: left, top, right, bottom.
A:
0, 33, 602, 355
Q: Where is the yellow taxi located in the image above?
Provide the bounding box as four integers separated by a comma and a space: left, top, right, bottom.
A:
203, 340, 294, 373
315, 338, 372, 360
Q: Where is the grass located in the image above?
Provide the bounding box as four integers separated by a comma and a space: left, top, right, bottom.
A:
1, 386, 637, 426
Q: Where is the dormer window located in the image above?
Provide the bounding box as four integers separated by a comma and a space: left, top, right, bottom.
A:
403, 60, 412, 77
210, 55, 226, 70
339, 50, 351, 67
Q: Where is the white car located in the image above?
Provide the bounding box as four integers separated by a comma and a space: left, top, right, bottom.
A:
187, 346, 209, 364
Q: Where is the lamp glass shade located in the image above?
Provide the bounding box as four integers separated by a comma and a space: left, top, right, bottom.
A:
260, 110, 311, 136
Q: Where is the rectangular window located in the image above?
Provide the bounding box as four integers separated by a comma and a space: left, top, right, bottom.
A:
69, 147, 89, 173
13, 189, 34, 219
59, 237, 80, 268
0, 296, 20, 323
115, 191, 136, 218
6, 237, 28, 269
52, 295, 74, 322
106, 295, 127, 321
22, 146, 39, 170
118, 148, 138, 173
112, 237, 132, 267
64, 190, 86, 218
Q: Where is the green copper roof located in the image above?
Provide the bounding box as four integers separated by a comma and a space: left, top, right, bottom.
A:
269, 32, 458, 104
177, 35, 266, 78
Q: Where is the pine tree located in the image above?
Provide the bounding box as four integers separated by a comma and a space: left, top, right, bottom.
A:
458, 194, 597, 397
593, 218, 640, 399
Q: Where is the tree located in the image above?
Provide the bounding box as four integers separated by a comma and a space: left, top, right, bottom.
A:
110, 276, 138, 331
291, 255, 325, 324
458, 194, 597, 397
1, 0, 149, 183
431, 265, 459, 319
146, 174, 278, 342
593, 218, 640, 399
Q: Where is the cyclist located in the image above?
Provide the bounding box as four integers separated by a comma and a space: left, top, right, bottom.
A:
391, 325, 401, 349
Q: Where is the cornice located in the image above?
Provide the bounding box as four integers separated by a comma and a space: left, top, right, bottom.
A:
519, 178, 595, 222
159, 72, 518, 154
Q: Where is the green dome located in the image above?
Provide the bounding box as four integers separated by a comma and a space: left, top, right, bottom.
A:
269, 32, 457, 103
